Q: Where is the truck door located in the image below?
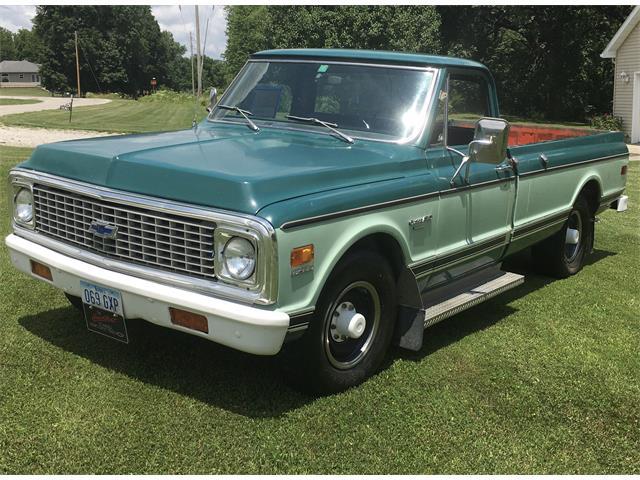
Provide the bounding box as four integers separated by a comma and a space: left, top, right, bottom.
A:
422, 72, 516, 289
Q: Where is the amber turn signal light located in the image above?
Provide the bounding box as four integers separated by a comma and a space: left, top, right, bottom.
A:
30, 260, 52, 281
169, 307, 209, 334
621, 165, 627, 176
291, 244, 314, 268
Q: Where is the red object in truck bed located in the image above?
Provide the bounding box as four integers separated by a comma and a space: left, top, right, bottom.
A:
508, 124, 595, 146
451, 119, 597, 146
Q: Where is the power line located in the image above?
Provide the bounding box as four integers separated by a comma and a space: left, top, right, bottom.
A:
76, 34, 102, 93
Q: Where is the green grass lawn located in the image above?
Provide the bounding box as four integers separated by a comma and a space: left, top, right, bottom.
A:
0, 146, 638, 473
0, 98, 42, 106
1, 98, 208, 134
0, 87, 50, 97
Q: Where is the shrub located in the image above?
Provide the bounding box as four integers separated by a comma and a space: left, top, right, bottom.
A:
591, 113, 623, 131
138, 89, 194, 104
85, 92, 128, 99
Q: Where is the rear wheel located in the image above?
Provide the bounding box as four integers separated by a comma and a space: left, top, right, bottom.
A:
282, 251, 397, 394
532, 195, 593, 278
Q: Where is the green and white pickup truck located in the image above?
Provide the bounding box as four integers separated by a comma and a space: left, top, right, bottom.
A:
6, 49, 629, 393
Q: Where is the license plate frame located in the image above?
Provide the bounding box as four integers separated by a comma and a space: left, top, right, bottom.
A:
80, 280, 128, 344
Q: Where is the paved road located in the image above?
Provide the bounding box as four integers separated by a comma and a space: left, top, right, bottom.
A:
0, 95, 111, 116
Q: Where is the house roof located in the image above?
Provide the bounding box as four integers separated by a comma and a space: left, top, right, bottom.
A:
0, 60, 40, 73
601, 6, 640, 58
252, 48, 490, 72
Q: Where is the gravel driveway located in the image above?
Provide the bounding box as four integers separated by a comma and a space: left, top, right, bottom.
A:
0, 95, 117, 148
0, 95, 110, 116
0, 125, 118, 148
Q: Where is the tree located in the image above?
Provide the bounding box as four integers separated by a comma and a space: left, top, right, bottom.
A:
0, 27, 17, 61
222, 6, 441, 84
223, 6, 271, 84
438, 6, 634, 120
33, 6, 188, 96
13, 29, 44, 63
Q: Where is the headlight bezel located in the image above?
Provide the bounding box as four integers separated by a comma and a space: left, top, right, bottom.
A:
11, 181, 35, 229
214, 226, 261, 288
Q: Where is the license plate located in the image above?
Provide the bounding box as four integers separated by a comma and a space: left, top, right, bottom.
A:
80, 281, 128, 343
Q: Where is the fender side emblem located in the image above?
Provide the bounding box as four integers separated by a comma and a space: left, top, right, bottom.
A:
409, 214, 432, 230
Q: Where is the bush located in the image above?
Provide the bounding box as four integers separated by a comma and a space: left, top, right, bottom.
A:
85, 92, 129, 99
591, 113, 623, 131
138, 89, 194, 104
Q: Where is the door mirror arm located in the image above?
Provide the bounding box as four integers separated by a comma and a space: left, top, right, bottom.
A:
449, 154, 469, 187
446, 139, 492, 187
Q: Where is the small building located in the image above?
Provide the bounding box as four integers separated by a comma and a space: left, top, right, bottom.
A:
0, 60, 41, 87
601, 6, 640, 143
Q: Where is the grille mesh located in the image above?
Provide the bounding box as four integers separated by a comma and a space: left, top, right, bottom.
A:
33, 184, 216, 279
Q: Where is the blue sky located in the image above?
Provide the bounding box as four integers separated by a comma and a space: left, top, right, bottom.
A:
0, 4, 228, 59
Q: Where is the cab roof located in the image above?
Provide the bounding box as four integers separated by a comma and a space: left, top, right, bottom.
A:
251, 48, 489, 72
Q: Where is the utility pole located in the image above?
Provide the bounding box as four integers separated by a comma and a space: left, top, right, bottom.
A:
189, 31, 195, 97
199, 6, 213, 87
74, 31, 81, 97
195, 5, 202, 98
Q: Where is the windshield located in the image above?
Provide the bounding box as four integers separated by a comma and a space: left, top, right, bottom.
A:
209, 60, 436, 142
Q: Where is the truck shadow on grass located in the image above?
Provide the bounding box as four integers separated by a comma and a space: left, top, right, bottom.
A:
18, 247, 615, 418
18, 307, 313, 418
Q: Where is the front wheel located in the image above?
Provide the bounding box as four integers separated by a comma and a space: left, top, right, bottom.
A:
532, 195, 593, 278
282, 251, 397, 394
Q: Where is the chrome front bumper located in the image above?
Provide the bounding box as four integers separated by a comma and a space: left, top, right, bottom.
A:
5, 234, 289, 355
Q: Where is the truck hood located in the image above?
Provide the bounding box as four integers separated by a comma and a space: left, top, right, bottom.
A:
21, 123, 425, 215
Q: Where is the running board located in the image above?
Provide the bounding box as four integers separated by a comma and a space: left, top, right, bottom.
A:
423, 271, 524, 329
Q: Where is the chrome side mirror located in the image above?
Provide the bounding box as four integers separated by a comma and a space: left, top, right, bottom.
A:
206, 87, 217, 113
448, 117, 510, 186
469, 117, 510, 164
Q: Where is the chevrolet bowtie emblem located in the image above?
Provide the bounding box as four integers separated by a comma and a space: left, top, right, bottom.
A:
88, 220, 118, 239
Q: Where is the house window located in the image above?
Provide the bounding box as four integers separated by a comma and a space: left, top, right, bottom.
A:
32, 74, 35, 82
19, 73, 24, 79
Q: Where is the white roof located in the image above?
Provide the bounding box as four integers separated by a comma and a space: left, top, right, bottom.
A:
601, 6, 640, 58
0, 60, 40, 73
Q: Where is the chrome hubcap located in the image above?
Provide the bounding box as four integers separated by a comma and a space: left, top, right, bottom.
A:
324, 281, 380, 370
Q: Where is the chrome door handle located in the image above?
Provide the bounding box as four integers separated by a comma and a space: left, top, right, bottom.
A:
495, 164, 512, 172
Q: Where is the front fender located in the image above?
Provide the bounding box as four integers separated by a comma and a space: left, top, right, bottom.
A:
274, 215, 413, 315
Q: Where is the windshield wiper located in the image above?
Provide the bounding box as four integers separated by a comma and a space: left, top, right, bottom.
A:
286, 115, 354, 144
218, 105, 260, 132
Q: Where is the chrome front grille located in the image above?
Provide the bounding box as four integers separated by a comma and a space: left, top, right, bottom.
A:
33, 184, 216, 280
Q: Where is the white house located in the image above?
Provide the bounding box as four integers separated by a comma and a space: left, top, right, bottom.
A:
601, 6, 640, 143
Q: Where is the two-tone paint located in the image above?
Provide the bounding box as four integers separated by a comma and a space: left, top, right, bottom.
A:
8, 48, 630, 347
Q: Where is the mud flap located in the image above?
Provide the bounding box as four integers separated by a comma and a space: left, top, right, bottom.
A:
393, 306, 424, 351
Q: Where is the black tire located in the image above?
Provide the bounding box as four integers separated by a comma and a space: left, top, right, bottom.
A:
532, 195, 593, 278
65, 293, 84, 311
282, 251, 397, 394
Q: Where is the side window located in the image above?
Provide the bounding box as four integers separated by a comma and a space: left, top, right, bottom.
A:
447, 75, 490, 146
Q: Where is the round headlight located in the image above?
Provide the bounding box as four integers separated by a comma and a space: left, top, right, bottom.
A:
223, 237, 256, 280
15, 188, 33, 223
